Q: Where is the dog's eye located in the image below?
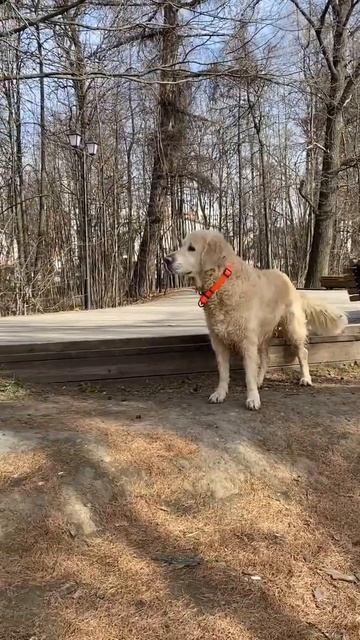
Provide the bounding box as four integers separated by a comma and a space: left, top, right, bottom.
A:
188, 244, 195, 252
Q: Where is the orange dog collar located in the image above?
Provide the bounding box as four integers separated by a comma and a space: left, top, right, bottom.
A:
198, 265, 233, 307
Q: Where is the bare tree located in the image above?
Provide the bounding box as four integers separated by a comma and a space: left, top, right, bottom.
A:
1, 0, 360, 316
129, 1, 186, 297
289, 0, 360, 286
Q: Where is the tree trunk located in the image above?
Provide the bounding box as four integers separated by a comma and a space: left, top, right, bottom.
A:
305, 103, 343, 287
129, 2, 180, 299
61, 12, 89, 305
34, 21, 46, 282
126, 81, 136, 282
303, 0, 351, 286
247, 84, 272, 269
237, 87, 243, 258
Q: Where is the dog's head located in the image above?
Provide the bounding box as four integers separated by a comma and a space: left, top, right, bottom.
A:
164, 230, 231, 277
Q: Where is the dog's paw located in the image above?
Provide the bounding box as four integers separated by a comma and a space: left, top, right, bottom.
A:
299, 377, 313, 387
209, 388, 227, 404
245, 392, 261, 411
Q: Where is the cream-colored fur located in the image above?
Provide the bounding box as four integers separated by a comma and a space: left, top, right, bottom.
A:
165, 230, 348, 410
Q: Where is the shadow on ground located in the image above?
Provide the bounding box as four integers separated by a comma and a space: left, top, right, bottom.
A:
0, 367, 359, 640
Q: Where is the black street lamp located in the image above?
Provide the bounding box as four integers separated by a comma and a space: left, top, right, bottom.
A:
68, 132, 98, 310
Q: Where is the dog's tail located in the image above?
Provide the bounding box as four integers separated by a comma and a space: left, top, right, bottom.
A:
300, 295, 348, 336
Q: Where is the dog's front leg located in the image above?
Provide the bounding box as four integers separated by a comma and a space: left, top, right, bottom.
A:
209, 332, 230, 403
243, 341, 261, 410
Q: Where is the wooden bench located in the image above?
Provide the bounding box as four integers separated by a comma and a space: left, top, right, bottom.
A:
321, 262, 360, 302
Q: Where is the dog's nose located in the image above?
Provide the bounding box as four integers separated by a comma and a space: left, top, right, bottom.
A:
164, 255, 174, 268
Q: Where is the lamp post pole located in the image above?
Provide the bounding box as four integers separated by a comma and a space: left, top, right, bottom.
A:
68, 133, 98, 310
81, 148, 91, 310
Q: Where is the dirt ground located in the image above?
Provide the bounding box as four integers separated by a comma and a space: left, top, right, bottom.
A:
0, 364, 359, 640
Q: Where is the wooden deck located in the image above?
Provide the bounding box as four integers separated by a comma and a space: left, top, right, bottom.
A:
0, 289, 359, 383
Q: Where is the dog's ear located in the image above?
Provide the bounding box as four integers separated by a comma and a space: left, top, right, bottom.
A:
201, 233, 228, 272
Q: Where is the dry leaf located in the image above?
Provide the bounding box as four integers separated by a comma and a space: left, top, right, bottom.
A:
324, 568, 357, 583
67, 524, 77, 538
59, 582, 78, 596
313, 587, 327, 605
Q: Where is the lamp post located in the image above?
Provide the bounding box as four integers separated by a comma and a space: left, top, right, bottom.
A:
68, 132, 98, 310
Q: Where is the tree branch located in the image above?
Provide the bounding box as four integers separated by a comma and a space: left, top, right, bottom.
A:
344, 0, 360, 26
338, 58, 360, 108
173, 0, 205, 6
288, 0, 337, 79
90, 27, 165, 58
320, 0, 332, 28
298, 178, 316, 214
331, 154, 360, 173
0, 0, 87, 39
0, 66, 275, 85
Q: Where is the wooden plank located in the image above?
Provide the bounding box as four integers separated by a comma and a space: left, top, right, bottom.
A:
320, 282, 354, 288
1, 336, 359, 383
0, 332, 359, 363
1, 349, 216, 383
344, 327, 360, 335
0, 333, 210, 356
321, 275, 356, 284
269, 340, 360, 367
0, 340, 211, 364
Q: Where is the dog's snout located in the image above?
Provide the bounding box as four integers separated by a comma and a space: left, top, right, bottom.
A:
164, 255, 174, 267
164, 254, 176, 273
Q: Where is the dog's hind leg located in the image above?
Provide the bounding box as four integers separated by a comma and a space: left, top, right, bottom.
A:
209, 332, 230, 403
257, 339, 270, 388
243, 339, 261, 410
285, 306, 312, 386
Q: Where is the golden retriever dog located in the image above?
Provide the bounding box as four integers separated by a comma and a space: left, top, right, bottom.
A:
165, 230, 348, 410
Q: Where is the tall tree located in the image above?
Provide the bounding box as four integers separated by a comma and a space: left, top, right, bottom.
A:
289, 0, 360, 286
129, 1, 184, 298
